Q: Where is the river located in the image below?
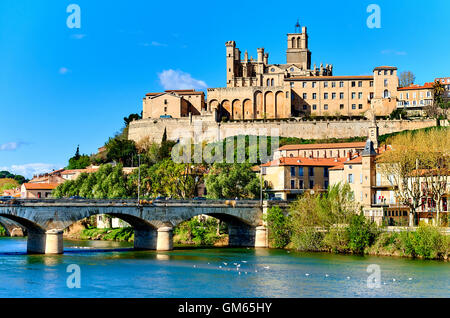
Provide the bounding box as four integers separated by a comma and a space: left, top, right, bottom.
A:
0, 237, 448, 298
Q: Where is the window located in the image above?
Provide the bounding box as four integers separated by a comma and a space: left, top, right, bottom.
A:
299, 167, 304, 177
370, 92, 374, 99
164, 107, 167, 112
309, 167, 314, 176
340, 92, 344, 99
324, 167, 329, 178
406, 93, 409, 99
384, 70, 388, 75
309, 180, 314, 189
267, 79, 270, 86
352, 104, 356, 109
291, 180, 295, 189
324, 180, 329, 189
303, 105, 307, 110
384, 79, 388, 87
358, 92, 363, 99
352, 92, 356, 99
360, 173, 363, 184
384, 90, 390, 98
427, 91, 431, 98
164, 99, 168, 104
302, 82, 307, 88
312, 82, 317, 88
370, 81, 374, 87
271, 68, 275, 72
324, 82, 328, 88
299, 180, 304, 189
358, 81, 362, 87
324, 93, 328, 99
324, 104, 328, 110
348, 174, 354, 183
339, 81, 344, 88
37, 192, 42, 198
303, 93, 307, 99
312, 104, 317, 110
332, 93, 336, 99
390, 70, 394, 75
291, 167, 296, 177
312, 93, 317, 100
413, 92, 416, 99
351, 81, 356, 87
271, 79, 274, 86
340, 104, 344, 110
358, 104, 363, 109
332, 82, 336, 88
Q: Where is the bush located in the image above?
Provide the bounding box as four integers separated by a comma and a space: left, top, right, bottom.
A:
346, 214, 379, 254
397, 224, 449, 259
323, 227, 349, 253
291, 227, 324, 252
0, 225, 6, 236
265, 206, 291, 248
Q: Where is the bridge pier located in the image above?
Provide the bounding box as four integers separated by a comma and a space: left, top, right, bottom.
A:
27, 229, 64, 254
255, 226, 268, 248
156, 227, 173, 251
134, 229, 157, 250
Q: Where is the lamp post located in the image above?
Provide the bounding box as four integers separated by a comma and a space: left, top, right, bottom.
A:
137, 154, 141, 205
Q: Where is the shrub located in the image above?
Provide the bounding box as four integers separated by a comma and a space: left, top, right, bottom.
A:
265, 206, 291, 248
291, 227, 324, 252
346, 214, 379, 254
323, 226, 349, 253
397, 224, 449, 259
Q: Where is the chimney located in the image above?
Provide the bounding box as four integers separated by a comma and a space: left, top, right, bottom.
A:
347, 152, 352, 160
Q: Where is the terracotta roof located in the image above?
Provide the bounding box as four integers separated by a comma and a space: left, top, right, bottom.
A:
290, 75, 373, 81
329, 164, 345, 171
344, 156, 362, 164
262, 157, 348, 167
398, 82, 434, 91
373, 66, 398, 70
278, 142, 366, 151
22, 183, 60, 190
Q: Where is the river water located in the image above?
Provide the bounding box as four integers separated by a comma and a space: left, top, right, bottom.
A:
0, 237, 448, 298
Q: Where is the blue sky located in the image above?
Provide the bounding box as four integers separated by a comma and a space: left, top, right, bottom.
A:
0, 0, 449, 178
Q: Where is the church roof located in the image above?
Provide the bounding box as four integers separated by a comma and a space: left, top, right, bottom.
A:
361, 139, 377, 156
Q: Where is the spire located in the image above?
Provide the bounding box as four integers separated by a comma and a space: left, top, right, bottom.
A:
295, 19, 301, 33
362, 139, 377, 157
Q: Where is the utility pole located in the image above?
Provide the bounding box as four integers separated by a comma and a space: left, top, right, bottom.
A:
137, 154, 141, 205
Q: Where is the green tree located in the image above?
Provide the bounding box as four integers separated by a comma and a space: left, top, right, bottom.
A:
105, 136, 137, 166
265, 206, 291, 248
67, 146, 91, 169
205, 163, 261, 199
346, 214, 379, 254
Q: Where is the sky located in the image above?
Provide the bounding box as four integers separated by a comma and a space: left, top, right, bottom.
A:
0, 0, 449, 178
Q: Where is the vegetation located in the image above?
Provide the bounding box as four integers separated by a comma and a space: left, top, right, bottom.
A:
205, 163, 261, 199
80, 227, 134, 242
174, 217, 226, 246
0, 178, 19, 192
378, 128, 449, 226
399, 71, 415, 88
0, 224, 6, 236
67, 146, 91, 169
265, 206, 291, 248
0, 171, 27, 185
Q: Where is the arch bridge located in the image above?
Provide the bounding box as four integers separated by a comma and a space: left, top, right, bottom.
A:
0, 199, 287, 254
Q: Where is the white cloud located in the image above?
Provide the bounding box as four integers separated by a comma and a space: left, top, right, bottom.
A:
0, 163, 63, 179
59, 67, 71, 75
158, 69, 207, 90
139, 41, 168, 47
71, 33, 87, 40
381, 49, 407, 56
0, 142, 23, 151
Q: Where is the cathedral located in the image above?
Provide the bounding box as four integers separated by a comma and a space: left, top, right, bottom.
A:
143, 22, 398, 121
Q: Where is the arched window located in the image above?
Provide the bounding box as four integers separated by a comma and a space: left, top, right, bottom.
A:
297, 37, 301, 48
266, 79, 270, 86
291, 37, 296, 48
384, 90, 390, 98
271, 79, 274, 86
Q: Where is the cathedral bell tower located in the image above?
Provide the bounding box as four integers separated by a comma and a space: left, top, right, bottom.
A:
286, 20, 311, 70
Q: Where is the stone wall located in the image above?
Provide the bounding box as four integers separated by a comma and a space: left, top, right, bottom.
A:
128, 116, 439, 144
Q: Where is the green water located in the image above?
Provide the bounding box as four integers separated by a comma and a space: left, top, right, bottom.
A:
0, 237, 448, 298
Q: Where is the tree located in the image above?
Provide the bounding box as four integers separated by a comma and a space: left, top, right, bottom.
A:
123, 113, 142, 126
67, 146, 91, 169
399, 71, 415, 88
105, 136, 137, 166
205, 163, 261, 199
378, 128, 449, 226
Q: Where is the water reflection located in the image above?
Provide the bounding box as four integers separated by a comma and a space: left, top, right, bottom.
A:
0, 238, 448, 298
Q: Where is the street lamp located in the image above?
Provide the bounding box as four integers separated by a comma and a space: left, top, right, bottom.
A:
137, 154, 141, 205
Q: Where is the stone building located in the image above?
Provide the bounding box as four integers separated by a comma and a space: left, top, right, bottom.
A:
143, 89, 206, 119
397, 82, 434, 116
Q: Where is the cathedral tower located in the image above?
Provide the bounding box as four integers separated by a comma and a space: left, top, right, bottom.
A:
286, 20, 311, 70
